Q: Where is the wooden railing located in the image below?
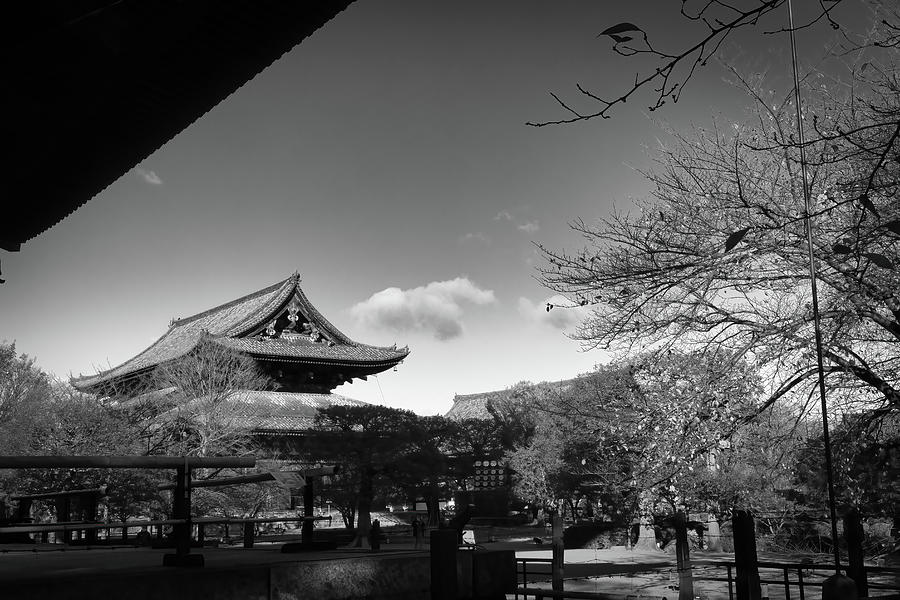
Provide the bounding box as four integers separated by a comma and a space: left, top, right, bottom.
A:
514, 555, 900, 600
694, 559, 900, 600
0, 514, 334, 548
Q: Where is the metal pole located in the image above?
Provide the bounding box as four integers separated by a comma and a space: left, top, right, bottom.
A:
786, 0, 841, 574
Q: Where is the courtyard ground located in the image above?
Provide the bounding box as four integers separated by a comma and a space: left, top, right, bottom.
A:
1, 520, 896, 599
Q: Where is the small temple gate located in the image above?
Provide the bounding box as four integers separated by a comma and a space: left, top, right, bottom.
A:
73, 272, 410, 444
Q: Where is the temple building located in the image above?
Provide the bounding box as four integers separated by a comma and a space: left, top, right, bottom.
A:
73, 272, 409, 439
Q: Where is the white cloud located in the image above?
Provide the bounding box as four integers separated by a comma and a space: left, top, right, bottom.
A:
134, 167, 163, 185
494, 210, 513, 221
517, 294, 589, 331
351, 277, 496, 341
517, 220, 540, 234
458, 232, 491, 245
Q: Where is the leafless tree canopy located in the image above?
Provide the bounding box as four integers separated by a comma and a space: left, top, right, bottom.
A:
538, 70, 900, 423
528, 0, 898, 127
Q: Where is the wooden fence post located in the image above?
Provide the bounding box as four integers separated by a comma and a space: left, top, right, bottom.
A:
733, 510, 761, 600
675, 511, 695, 600
552, 514, 564, 593
85, 494, 98, 544
162, 463, 204, 566
430, 528, 458, 600
302, 476, 315, 545
243, 521, 255, 548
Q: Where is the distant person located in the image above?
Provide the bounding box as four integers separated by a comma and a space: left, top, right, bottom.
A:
415, 517, 425, 549
370, 519, 382, 552
411, 518, 420, 549
135, 526, 152, 546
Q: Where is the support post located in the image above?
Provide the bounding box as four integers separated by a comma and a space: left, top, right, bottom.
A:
302, 476, 315, 545
844, 508, 867, 598
14, 498, 32, 523
733, 510, 761, 600
174, 465, 189, 555
243, 521, 255, 548
552, 514, 564, 593
57, 496, 71, 544
163, 463, 203, 567
675, 511, 694, 600
430, 528, 458, 600
85, 493, 98, 544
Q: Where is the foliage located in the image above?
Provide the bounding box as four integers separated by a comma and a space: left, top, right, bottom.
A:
192, 481, 287, 520
681, 403, 808, 534
795, 412, 900, 519
309, 404, 423, 544
0, 340, 290, 522
0, 342, 51, 454
392, 415, 457, 526
507, 352, 774, 530
3, 379, 162, 521
505, 367, 640, 519
533, 1, 900, 545
317, 469, 360, 528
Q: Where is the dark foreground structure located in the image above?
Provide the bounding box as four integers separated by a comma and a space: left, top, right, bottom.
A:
0, 538, 515, 600
3, 1, 356, 252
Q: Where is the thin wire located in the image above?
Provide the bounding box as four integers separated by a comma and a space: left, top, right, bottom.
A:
787, 0, 841, 574
374, 374, 387, 405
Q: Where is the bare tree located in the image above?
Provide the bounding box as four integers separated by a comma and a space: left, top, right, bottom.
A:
528, 0, 899, 127
143, 336, 272, 458
538, 78, 900, 423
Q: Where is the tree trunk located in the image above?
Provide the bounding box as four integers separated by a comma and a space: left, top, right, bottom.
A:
354, 498, 371, 548
351, 470, 374, 547
341, 506, 355, 529
425, 494, 440, 527
706, 514, 723, 551
633, 514, 658, 550
633, 493, 658, 551
565, 498, 576, 521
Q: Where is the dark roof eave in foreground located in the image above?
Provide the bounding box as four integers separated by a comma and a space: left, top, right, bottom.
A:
3, 1, 356, 251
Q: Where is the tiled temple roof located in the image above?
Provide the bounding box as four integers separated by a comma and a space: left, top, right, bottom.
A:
444, 379, 576, 421
73, 273, 408, 391
146, 389, 366, 434
229, 391, 366, 434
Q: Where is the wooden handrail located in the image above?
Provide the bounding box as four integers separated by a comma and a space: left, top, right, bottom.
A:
0, 455, 255, 469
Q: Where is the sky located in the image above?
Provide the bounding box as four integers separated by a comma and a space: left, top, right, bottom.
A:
0, 1, 863, 415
